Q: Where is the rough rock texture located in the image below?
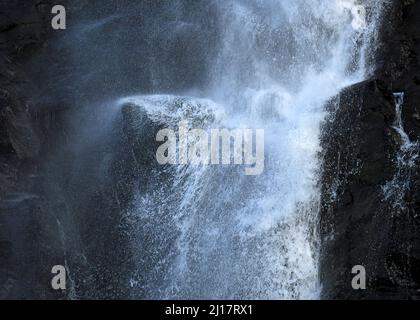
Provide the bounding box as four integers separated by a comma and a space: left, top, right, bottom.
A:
320, 80, 419, 299
320, 1, 420, 299
0, 0, 60, 299
0, 0, 137, 299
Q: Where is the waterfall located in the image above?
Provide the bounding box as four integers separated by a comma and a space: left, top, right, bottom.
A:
116, 0, 385, 299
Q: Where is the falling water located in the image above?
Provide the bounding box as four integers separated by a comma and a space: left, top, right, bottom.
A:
120, 0, 385, 299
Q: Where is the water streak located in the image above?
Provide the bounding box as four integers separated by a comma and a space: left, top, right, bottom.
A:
383, 93, 419, 211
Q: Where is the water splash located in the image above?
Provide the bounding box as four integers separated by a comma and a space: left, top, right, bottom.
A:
123, 0, 385, 299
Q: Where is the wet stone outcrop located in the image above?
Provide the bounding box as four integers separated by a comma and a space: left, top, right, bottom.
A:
0, 0, 63, 299
320, 80, 418, 299
0, 0, 133, 299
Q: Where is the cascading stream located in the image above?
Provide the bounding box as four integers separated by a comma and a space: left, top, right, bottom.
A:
121, 0, 384, 299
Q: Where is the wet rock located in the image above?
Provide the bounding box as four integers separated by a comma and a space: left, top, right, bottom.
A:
0, 90, 40, 159
0, 0, 63, 299
376, 0, 420, 142
320, 79, 400, 299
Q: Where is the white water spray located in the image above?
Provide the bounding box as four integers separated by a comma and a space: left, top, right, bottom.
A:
123, 0, 384, 299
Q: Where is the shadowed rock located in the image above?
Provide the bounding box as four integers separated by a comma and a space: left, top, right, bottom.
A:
320, 79, 420, 299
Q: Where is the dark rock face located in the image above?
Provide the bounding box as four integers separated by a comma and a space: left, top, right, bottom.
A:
0, 0, 136, 299
0, 0, 58, 299
321, 80, 415, 299
376, 0, 420, 142
320, 1, 420, 299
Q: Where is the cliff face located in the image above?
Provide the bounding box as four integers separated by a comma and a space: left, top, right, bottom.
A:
320, 1, 420, 299
0, 1, 135, 299
0, 0, 58, 299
